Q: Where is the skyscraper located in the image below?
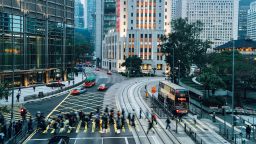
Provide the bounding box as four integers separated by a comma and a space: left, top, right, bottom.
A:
102, 0, 171, 75
176, 0, 239, 50
103, 0, 116, 36
0, 0, 74, 86
75, 0, 85, 28
247, 1, 256, 41
238, 0, 255, 39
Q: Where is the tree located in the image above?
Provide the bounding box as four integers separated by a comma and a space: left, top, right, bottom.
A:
206, 51, 256, 106
0, 82, 9, 100
160, 18, 211, 78
198, 69, 225, 97
121, 56, 142, 77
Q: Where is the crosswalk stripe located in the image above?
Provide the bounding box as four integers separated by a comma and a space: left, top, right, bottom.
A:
84, 122, 88, 133
76, 121, 82, 133
92, 121, 95, 133
43, 125, 50, 133
122, 126, 125, 132
50, 128, 55, 134
59, 127, 65, 133
106, 123, 110, 133
67, 126, 72, 133
114, 120, 117, 133
100, 120, 102, 132
135, 120, 140, 132
126, 119, 132, 131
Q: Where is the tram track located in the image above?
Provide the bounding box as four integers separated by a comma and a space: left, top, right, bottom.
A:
133, 80, 182, 144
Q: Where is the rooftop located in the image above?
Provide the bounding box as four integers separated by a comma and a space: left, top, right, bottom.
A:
214, 39, 256, 50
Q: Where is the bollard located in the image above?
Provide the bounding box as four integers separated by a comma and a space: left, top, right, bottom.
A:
184, 123, 186, 132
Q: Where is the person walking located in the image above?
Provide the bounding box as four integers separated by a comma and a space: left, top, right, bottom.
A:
131, 114, 135, 127
127, 113, 131, 125
33, 86, 36, 92
152, 113, 157, 124
16, 93, 20, 102
165, 117, 171, 130
146, 120, 154, 134
246, 125, 251, 139
139, 108, 142, 119
28, 117, 33, 132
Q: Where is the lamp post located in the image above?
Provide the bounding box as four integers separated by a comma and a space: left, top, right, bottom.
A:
178, 60, 181, 84
231, 38, 235, 141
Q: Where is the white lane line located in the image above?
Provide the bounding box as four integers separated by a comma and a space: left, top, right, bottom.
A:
125, 137, 129, 144
102, 138, 104, 144
152, 135, 160, 144
74, 139, 77, 144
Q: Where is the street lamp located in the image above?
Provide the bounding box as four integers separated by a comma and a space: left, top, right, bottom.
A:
215, 38, 235, 140
178, 60, 181, 84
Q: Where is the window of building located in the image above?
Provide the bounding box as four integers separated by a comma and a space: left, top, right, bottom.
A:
131, 20, 133, 24
124, 1, 126, 5
124, 15, 126, 18
141, 34, 143, 38
131, 27, 133, 30
145, 34, 148, 38
149, 49, 151, 52
149, 55, 151, 59
144, 48, 147, 52
159, 13, 161, 17
149, 34, 152, 38
124, 22, 126, 25
131, 13, 133, 17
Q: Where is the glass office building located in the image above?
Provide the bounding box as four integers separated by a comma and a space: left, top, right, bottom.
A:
0, 0, 75, 86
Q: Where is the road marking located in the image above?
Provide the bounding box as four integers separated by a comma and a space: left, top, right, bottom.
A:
50, 128, 55, 134
152, 135, 160, 144
126, 119, 132, 131
125, 137, 129, 144
114, 120, 117, 133
76, 121, 82, 133
92, 121, 95, 133
43, 125, 50, 133
84, 123, 88, 132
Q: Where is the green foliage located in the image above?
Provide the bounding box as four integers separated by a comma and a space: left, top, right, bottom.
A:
0, 82, 9, 100
160, 18, 211, 76
121, 56, 143, 76
198, 70, 225, 97
202, 97, 225, 107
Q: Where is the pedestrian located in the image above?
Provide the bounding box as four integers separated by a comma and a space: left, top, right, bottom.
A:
104, 106, 109, 114
165, 117, 171, 130
121, 115, 125, 128
0, 131, 4, 144
5, 95, 8, 102
16, 93, 20, 102
152, 113, 157, 124
28, 117, 33, 132
68, 80, 70, 85
117, 111, 121, 118
33, 86, 36, 92
131, 114, 135, 127
139, 108, 142, 119
146, 120, 154, 134
121, 108, 125, 117
246, 125, 251, 139
127, 113, 131, 125
72, 80, 75, 85
18, 86, 21, 93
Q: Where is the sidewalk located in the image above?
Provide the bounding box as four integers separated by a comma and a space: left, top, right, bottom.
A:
0, 68, 93, 106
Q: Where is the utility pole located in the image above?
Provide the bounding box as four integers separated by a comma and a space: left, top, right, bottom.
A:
231, 38, 235, 141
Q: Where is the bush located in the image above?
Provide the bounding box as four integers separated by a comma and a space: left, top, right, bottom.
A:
202, 97, 225, 107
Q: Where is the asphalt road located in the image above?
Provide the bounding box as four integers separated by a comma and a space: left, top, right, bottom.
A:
24, 69, 135, 144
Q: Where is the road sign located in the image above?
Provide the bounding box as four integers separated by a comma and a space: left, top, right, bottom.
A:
151, 86, 156, 94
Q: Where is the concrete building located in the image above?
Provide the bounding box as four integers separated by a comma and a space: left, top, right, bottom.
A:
102, 0, 171, 75
247, 1, 256, 41
176, 0, 239, 51
0, 0, 74, 86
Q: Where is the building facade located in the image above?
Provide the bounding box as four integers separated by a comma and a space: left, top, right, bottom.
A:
176, 0, 239, 51
0, 0, 75, 86
75, 0, 85, 28
102, 0, 171, 75
238, 0, 255, 39
247, 1, 256, 41
103, 0, 116, 37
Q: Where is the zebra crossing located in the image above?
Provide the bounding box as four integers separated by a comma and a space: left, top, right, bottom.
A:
38, 119, 141, 135
2, 106, 31, 122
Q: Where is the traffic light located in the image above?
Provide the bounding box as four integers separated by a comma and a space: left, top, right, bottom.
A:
20, 108, 27, 118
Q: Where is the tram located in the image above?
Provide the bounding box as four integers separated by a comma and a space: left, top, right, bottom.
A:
158, 80, 189, 116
